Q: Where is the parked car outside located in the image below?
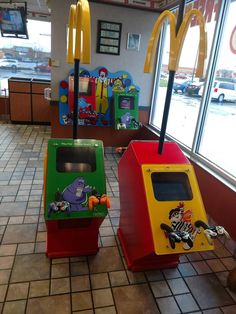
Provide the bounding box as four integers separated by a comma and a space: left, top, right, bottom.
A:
173, 79, 192, 94
199, 81, 236, 103
186, 81, 204, 96
0, 59, 18, 72
34, 62, 51, 73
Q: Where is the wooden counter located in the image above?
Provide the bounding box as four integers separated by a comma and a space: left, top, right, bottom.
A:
8, 77, 51, 123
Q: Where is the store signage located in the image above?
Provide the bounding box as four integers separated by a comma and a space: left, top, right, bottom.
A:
144, 9, 206, 77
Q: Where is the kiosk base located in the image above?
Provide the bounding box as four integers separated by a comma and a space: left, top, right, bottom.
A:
46, 218, 103, 258
118, 228, 179, 271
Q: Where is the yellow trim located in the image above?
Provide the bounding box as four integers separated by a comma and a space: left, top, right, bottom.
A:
142, 164, 214, 254
43, 151, 48, 212
144, 9, 207, 77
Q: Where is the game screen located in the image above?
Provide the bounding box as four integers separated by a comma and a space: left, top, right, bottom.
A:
151, 172, 193, 201
56, 147, 96, 172
79, 77, 92, 96
118, 96, 135, 110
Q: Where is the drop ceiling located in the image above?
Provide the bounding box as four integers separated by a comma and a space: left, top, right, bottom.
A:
0, 0, 180, 14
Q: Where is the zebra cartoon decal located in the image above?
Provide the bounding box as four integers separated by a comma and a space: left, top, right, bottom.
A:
161, 202, 199, 250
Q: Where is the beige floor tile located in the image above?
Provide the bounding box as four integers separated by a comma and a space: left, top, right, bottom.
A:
0, 218, 9, 226
24, 216, 39, 224
156, 296, 181, 314
91, 273, 110, 289
113, 284, 160, 314
72, 291, 93, 312
0, 244, 17, 256
0, 285, 8, 302
6, 282, 29, 301
73, 310, 94, 314
126, 270, 146, 284
26, 294, 71, 314
2, 224, 37, 244
71, 275, 90, 292
29, 280, 50, 298
34, 242, 46, 253
101, 236, 117, 247
150, 280, 172, 298
16, 243, 35, 255
88, 247, 124, 273
70, 261, 89, 276
99, 227, 114, 236
50, 277, 70, 295
10, 254, 50, 282
0, 269, 11, 285
192, 261, 213, 274
92, 288, 114, 308
109, 270, 129, 286
95, 306, 116, 313
51, 263, 70, 278
8, 216, 24, 225
36, 231, 47, 242
3, 300, 26, 314
145, 270, 164, 282
206, 259, 227, 272
51, 258, 69, 264
0, 256, 14, 270
221, 257, 236, 270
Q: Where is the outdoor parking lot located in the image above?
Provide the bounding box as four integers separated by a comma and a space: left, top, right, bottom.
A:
152, 86, 236, 176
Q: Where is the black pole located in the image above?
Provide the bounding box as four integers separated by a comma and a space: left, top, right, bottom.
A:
158, 0, 186, 154
73, 58, 80, 139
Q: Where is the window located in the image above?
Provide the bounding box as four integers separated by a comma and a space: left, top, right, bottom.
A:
149, 0, 236, 186
0, 19, 51, 96
198, 0, 236, 179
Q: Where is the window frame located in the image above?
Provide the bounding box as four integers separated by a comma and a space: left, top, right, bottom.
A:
148, 0, 236, 190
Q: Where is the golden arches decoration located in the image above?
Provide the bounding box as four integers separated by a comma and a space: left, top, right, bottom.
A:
144, 9, 207, 78
67, 0, 91, 64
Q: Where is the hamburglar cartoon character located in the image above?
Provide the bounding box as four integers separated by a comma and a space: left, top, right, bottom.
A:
168, 202, 195, 250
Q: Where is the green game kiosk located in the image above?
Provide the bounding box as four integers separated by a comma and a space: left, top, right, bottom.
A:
113, 91, 140, 130
44, 138, 109, 258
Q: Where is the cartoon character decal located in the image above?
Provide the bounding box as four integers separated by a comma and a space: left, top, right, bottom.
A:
48, 177, 110, 217
59, 67, 140, 127
117, 112, 140, 129
95, 67, 110, 123
62, 177, 92, 211
161, 202, 200, 250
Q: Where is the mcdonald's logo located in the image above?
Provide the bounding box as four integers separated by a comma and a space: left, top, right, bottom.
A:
67, 0, 91, 64
144, 9, 207, 78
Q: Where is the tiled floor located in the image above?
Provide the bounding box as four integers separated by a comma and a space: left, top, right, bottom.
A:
0, 122, 236, 314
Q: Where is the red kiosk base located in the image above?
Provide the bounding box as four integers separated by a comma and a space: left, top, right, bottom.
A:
117, 141, 193, 271
118, 228, 179, 271
46, 218, 103, 258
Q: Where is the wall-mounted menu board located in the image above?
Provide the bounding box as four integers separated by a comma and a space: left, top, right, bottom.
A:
96, 20, 122, 55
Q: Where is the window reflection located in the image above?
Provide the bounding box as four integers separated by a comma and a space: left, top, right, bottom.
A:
0, 19, 51, 96
198, 0, 236, 177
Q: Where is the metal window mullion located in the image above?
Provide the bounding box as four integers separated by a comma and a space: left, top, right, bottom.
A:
149, 20, 168, 128
191, 0, 231, 156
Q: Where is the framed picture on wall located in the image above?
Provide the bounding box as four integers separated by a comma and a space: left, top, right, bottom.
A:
97, 20, 122, 55
127, 33, 141, 51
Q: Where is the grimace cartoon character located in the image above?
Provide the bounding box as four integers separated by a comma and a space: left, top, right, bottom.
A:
62, 177, 93, 211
